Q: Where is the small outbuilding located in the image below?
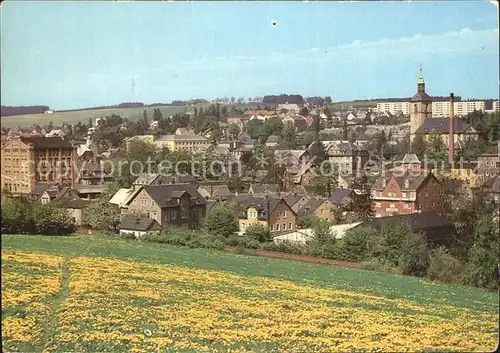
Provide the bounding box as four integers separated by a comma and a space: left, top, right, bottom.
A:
119, 216, 162, 239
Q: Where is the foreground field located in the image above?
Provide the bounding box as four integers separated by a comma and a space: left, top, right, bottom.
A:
2, 235, 498, 352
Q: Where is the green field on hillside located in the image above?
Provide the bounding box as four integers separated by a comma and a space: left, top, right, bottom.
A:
1, 103, 260, 129
2, 234, 498, 353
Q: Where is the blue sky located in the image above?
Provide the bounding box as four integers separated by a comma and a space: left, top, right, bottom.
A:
1, 1, 498, 110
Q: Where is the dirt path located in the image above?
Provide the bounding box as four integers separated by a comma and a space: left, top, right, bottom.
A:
42, 257, 70, 351
224, 246, 363, 269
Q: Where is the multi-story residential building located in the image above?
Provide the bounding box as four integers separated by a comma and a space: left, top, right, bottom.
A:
1, 136, 77, 196
323, 141, 370, 177
372, 171, 442, 217
475, 150, 500, 185
283, 194, 311, 214
376, 101, 411, 115
119, 184, 206, 229
237, 197, 296, 234
282, 114, 309, 132
485, 100, 500, 114
297, 198, 338, 223
154, 128, 209, 152
479, 175, 500, 206
432, 100, 485, 117
123, 135, 155, 150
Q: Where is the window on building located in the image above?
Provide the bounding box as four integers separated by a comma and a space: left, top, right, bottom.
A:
171, 211, 177, 220
283, 210, 286, 218
402, 193, 407, 198
181, 209, 188, 219
283, 223, 286, 231
390, 203, 395, 208
288, 223, 292, 230
270, 224, 274, 232
276, 211, 280, 218
276, 223, 280, 231
141, 198, 147, 206
151, 200, 155, 206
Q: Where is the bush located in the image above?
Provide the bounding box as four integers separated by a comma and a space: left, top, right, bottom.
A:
245, 224, 271, 243
306, 240, 342, 260
2, 197, 36, 234
235, 245, 256, 256
33, 203, 76, 235
426, 247, 464, 285
269, 240, 305, 255
296, 214, 318, 229
463, 215, 499, 289
119, 231, 137, 240
361, 258, 401, 274
338, 227, 372, 261
397, 231, 430, 276
139, 227, 224, 250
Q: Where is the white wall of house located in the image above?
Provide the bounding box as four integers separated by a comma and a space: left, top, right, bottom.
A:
67, 208, 83, 226
119, 229, 160, 239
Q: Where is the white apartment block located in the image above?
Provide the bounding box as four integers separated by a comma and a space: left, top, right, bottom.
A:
485, 101, 500, 114
377, 100, 487, 117
432, 101, 485, 117
376, 102, 410, 115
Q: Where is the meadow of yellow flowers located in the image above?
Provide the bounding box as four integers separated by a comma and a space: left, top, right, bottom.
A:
2, 249, 498, 353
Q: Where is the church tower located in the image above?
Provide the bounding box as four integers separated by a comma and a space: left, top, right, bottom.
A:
410, 66, 432, 140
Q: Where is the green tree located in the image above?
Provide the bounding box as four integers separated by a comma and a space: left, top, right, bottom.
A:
227, 124, 241, 141
153, 108, 163, 122
374, 131, 387, 155
339, 227, 372, 261
82, 184, 121, 232
427, 247, 465, 285
281, 125, 297, 149
245, 224, 271, 243
246, 119, 265, 140
311, 170, 338, 198
308, 139, 328, 165
1, 196, 36, 234
203, 203, 239, 237
410, 134, 427, 160
464, 215, 499, 289
33, 203, 76, 235
397, 231, 430, 276
344, 174, 374, 221
312, 218, 334, 244
296, 213, 319, 229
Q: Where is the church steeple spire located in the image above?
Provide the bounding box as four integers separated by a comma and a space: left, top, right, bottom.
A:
418, 65, 424, 84
417, 65, 425, 92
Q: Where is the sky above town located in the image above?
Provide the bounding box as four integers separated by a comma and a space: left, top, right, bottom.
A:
1, 1, 499, 110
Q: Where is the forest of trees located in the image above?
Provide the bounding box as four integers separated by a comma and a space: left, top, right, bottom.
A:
1, 105, 50, 117
262, 94, 305, 105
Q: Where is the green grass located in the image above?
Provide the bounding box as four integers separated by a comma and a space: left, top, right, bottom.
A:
1, 103, 260, 129
2, 234, 497, 313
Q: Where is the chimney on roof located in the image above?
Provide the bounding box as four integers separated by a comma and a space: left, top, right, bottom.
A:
448, 93, 455, 166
